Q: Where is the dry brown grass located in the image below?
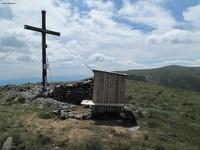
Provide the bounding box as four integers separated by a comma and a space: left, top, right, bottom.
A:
67, 129, 94, 142
21, 114, 144, 144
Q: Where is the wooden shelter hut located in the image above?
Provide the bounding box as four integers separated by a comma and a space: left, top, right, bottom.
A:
82, 70, 127, 115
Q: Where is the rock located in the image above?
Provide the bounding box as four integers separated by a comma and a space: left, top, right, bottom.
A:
128, 126, 140, 132
19, 86, 42, 101
53, 105, 92, 120
14, 97, 26, 103
74, 114, 82, 119
32, 97, 70, 109
2, 137, 13, 150
60, 110, 68, 120
54, 146, 60, 150
52, 110, 59, 115
51, 79, 93, 104
22, 103, 29, 107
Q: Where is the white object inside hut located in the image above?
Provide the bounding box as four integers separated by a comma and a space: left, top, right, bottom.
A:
81, 100, 95, 106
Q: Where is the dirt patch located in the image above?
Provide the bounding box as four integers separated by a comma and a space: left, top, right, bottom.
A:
111, 127, 145, 140
101, 126, 145, 141
22, 115, 144, 144
23, 118, 96, 144
130, 131, 145, 140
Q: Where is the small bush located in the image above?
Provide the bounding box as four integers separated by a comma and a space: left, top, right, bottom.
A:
11, 132, 26, 149
37, 134, 52, 145
126, 95, 133, 101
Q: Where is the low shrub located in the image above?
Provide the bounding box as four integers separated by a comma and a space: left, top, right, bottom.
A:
37, 134, 52, 145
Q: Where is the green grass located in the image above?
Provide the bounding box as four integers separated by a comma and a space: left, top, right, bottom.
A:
0, 80, 200, 149
0, 97, 59, 150
125, 80, 200, 150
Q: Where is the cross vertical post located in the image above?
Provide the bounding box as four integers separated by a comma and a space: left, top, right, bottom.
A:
24, 10, 60, 91
42, 10, 47, 88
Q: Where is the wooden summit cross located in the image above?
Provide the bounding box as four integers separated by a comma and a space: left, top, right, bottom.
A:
24, 10, 60, 90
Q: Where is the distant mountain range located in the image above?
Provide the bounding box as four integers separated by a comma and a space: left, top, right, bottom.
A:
2, 65, 200, 91
119, 65, 200, 91
0, 74, 89, 86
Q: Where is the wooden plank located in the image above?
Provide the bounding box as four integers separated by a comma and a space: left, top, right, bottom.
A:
93, 69, 127, 77
111, 74, 115, 104
100, 72, 104, 103
119, 77, 122, 104
121, 77, 126, 104
93, 103, 124, 106
116, 74, 120, 104
92, 72, 97, 102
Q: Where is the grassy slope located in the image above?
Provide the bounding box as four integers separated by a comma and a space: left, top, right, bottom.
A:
121, 65, 200, 91
0, 81, 200, 150
126, 80, 200, 149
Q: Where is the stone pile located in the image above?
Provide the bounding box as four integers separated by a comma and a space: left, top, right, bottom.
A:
2, 84, 43, 104
50, 79, 93, 104
53, 106, 92, 120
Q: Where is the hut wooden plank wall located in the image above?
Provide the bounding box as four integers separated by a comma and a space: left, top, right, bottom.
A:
92, 70, 127, 115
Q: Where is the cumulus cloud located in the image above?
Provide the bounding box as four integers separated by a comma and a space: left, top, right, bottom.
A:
1, 0, 200, 80
183, 4, 200, 29
117, 60, 136, 66
147, 29, 200, 44
118, 0, 176, 30
87, 53, 114, 62
0, 35, 22, 52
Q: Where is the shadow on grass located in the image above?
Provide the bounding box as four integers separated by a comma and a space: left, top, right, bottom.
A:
92, 112, 138, 127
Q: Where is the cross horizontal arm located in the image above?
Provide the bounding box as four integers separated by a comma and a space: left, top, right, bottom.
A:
24, 25, 60, 36
45, 29, 61, 36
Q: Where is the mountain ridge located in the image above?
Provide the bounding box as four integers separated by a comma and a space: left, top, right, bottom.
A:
119, 65, 200, 91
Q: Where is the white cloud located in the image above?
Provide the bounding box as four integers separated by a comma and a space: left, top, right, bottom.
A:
183, 4, 200, 29
118, 0, 176, 30
118, 60, 136, 66
1, 0, 200, 81
87, 53, 114, 62
147, 29, 200, 44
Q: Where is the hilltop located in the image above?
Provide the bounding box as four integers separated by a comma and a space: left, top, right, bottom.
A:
119, 65, 200, 91
0, 80, 200, 149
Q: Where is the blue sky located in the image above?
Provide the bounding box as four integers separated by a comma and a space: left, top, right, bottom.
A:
0, 0, 200, 82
